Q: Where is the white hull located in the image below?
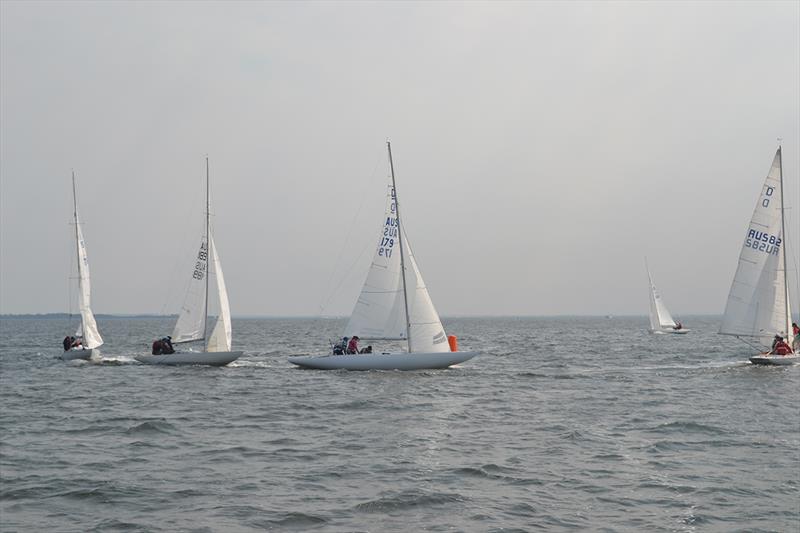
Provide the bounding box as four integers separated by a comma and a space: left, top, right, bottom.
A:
134, 351, 242, 367
288, 350, 479, 371
60, 348, 95, 361
651, 328, 690, 335
749, 354, 798, 366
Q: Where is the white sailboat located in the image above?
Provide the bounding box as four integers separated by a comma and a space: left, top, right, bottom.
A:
720, 146, 797, 365
135, 158, 241, 367
646, 258, 689, 334
61, 172, 104, 361
289, 142, 480, 370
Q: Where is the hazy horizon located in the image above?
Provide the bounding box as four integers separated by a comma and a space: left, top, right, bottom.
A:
2, 1, 799, 318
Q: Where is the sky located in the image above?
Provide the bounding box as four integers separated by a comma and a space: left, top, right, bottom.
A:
1, 0, 799, 317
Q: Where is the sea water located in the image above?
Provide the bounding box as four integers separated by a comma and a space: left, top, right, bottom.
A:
1, 316, 798, 532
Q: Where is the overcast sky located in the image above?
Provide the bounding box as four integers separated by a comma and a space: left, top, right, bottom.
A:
1, 1, 798, 317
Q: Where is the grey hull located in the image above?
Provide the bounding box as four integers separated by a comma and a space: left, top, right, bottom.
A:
135, 351, 242, 367
288, 350, 479, 371
60, 348, 95, 361
749, 354, 798, 366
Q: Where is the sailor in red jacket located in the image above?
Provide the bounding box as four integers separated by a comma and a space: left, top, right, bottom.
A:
771, 337, 793, 356
347, 336, 360, 354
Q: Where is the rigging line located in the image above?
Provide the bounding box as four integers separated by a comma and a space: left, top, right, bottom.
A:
318, 237, 374, 315
317, 146, 385, 315
159, 170, 205, 317
734, 335, 769, 353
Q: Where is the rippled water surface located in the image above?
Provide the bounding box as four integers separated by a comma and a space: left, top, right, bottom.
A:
1, 316, 798, 532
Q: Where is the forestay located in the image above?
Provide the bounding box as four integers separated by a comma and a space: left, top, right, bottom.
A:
73, 205, 103, 349
720, 148, 793, 348
344, 185, 449, 353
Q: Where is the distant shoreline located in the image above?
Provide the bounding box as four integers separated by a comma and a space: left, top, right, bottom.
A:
0, 313, 736, 320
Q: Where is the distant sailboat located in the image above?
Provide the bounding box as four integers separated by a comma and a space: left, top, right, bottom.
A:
61, 172, 103, 360
135, 158, 241, 366
720, 146, 797, 365
645, 258, 688, 334
289, 141, 479, 370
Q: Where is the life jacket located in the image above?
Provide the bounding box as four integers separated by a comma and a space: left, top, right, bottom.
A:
152, 340, 163, 355
775, 343, 791, 356
347, 338, 359, 354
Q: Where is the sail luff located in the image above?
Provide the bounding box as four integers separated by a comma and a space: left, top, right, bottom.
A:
777, 146, 793, 340
203, 156, 210, 350
387, 141, 412, 352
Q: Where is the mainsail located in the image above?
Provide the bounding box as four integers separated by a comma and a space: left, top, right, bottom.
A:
345, 186, 408, 341
646, 262, 677, 330
172, 237, 209, 344
171, 159, 233, 352
344, 183, 448, 353
720, 147, 792, 348
72, 174, 103, 349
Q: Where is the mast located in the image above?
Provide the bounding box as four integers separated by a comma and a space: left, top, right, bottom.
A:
203, 156, 210, 349
71, 171, 83, 335
777, 145, 791, 337
387, 141, 412, 352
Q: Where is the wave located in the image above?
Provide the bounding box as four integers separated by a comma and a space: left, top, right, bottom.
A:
124, 419, 178, 435
354, 489, 464, 513
649, 421, 727, 436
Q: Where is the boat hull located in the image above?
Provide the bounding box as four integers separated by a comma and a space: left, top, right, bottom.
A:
60, 348, 95, 361
651, 328, 690, 335
288, 350, 479, 371
134, 351, 242, 367
749, 354, 798, 366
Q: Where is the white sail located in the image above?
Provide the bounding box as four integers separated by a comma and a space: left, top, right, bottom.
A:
405, 237, 449, 353
720, 148, 792, 348
344, 184, 448, 352
344, 185, 408, 340
646, 263, 676, 330
73, 206, 103, 349
206, 232, 232, 352
171, 237, 209, 344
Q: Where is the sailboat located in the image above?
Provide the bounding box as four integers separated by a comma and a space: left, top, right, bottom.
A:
289, 141, 480, 370
645, 258, 689, 334
135, 158, 241, 367
61, 172, 104, 360
720, 145, 797, 365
